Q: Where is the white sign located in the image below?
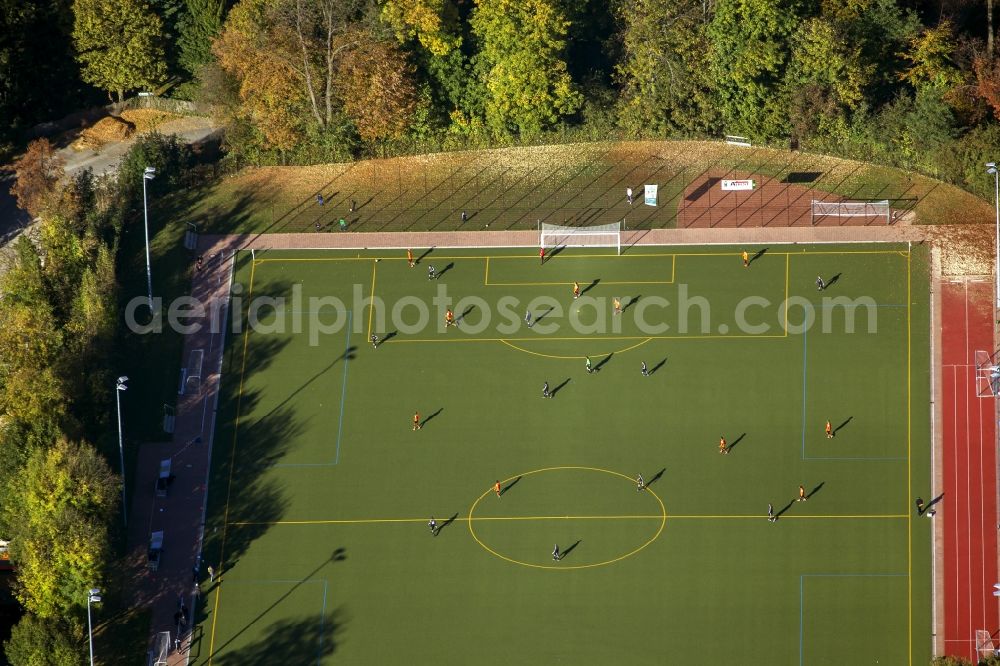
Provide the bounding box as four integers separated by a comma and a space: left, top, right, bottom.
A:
721, 179, 756, 191
644, 184, 658, 207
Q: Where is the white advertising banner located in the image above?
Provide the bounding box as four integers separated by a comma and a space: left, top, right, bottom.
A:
721, 179, 756, 191
644, 184, 657, 206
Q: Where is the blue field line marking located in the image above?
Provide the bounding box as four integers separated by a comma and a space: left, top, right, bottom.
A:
334, 311, 352, 465
318, 580, 328, 664
801, 328, 808, 459
799, 573, 907, 666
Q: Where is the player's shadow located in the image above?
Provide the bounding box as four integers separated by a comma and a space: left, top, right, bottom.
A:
726, 433, 747, 452
594, 353, 613, 372
437, 262, 456, 279
499, 477, 522, 497
332, 547, 347, 562
457, 305, 475, 323
775, 500, 795, 519
749, 248, 769, 265
560, 540, 582, 560
622, 295, 640, 313
834, 416, 853, 435
534, 306, 555, 324
648, 358, 667, 375
925, 493, 945, 512
435, 513, 460, 535
421, 408, 444, 427
645, 468, 666, 487
581, 279, 600, 296
547, 245, 567, 260
550, 378, 571, 397
381, 331, 398, 344
415, 247, 434, 265
825, 273, 842, 289
806, 482, 825, 500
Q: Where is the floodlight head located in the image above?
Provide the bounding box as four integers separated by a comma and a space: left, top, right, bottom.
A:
988, 162, 998, 175
144, 166, 156, 175
116, 376, 128, 391
117, 375, 128, 384
89, 587, 100, 596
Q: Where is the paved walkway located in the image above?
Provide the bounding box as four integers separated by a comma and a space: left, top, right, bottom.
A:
140, 220, 980, 663
127, 252, 233, 664
201, 224, 928, 255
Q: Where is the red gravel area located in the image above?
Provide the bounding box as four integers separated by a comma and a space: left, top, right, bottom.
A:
677, 172, 893, 227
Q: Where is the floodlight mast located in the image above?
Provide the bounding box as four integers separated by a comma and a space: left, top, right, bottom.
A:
988, 162, 999, 307
115, 377, 128, 527
142, 167, 156, 312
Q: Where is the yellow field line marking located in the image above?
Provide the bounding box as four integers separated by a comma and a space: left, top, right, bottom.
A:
484, 256, 489, 285
209, 256, 257, 662
906, 247, 912, 665
485, 280, 673, 286
228, 513, 908, 526
252, 249, 907, 264
671, 254, 676, 282
386, 333, 787, 344
499, 337, 652, 359
366, 259, 377, 340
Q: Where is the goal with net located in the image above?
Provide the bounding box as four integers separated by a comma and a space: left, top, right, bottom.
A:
539, 221, 622, 255
975, 350, 1000, 397
811, 200, 891, 225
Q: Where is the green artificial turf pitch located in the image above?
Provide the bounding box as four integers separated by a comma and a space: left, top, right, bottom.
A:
197, 244, 931, 665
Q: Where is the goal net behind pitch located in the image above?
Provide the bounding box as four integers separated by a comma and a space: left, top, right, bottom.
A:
976, 629, 997, 660
540, 221, 622, 255
975, 350, 1000, 398
811, 200, 891, 225
151, 631, 170, 666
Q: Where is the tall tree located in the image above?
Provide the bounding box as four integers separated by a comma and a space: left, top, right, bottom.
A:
10, 139, 65, 219
337, 32, 418, 141
707, 0, 803, 139
784, 17, 873, 138
72, 0, 167, 101
4, 438, 116, 619
4, 614, 83, 666
470, 0, 582, 136
614, 0, 717, 134
177, 0, 226, 75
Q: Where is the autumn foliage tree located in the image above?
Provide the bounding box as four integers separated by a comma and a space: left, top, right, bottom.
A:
72, 0, 167, 102
337, 33, 418, 141
10, 139, 65, 219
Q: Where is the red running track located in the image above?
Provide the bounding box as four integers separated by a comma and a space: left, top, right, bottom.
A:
942, 279, 1000, 660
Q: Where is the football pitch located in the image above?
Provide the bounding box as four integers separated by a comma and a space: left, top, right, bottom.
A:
197, 243, 932, 665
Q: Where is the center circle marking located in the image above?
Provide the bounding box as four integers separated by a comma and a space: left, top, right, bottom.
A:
467, 466, 667, 570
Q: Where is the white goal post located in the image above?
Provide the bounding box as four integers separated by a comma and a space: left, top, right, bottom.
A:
811, 200, 891, 225
539, 221, 622, 255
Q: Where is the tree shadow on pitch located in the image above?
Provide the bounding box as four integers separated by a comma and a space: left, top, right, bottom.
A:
499, 477, 522, 497
550, 378, 571, 397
